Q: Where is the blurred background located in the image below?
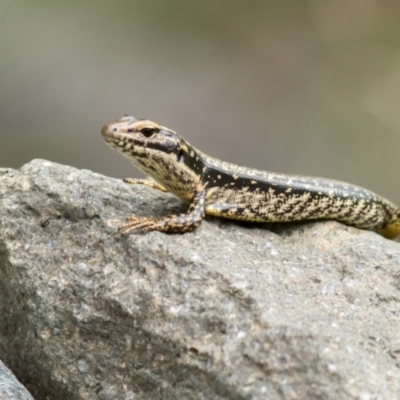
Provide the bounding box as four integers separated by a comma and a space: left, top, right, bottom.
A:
1, 0, 400, 204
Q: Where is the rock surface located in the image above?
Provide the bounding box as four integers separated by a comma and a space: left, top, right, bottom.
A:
0, 159, 400, 400
0, 359, 34, 400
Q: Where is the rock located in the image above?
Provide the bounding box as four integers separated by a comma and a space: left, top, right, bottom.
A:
0, 360, 34, 400
0, 159, 400, 400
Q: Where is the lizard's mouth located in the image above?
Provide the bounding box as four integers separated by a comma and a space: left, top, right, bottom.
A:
101, 122, 135, 148
101, 124, 135, 156
101, 130, 136, 153
101, 115, 138, 143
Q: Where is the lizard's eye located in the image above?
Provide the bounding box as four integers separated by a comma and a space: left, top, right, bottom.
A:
140, 127, 159, 138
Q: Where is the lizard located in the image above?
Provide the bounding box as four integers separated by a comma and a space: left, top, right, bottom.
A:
101, 115, 400, 239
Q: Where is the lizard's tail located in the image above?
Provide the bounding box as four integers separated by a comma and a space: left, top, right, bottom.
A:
379, 208, 400, 239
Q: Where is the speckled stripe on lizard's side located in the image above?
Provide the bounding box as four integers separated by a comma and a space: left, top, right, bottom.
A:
101, 115, 400, 239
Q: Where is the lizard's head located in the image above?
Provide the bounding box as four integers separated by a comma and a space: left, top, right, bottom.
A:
101, 116, 204, 201
102, 115, 179, 155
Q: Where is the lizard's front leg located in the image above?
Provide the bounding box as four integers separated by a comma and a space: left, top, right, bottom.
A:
119, 191, 206, 234
123, 177, 169, 192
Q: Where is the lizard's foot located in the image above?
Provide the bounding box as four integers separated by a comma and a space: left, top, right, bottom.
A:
119, 216, 157, 234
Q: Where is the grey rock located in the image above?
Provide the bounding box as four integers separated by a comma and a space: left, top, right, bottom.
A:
0, 159, 400, 400
0, 359, 34, 400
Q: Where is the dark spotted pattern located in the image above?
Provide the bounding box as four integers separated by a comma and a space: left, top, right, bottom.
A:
102, 116, 400, 239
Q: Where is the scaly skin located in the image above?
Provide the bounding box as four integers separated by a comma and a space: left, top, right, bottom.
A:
101, 116, 400, 239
